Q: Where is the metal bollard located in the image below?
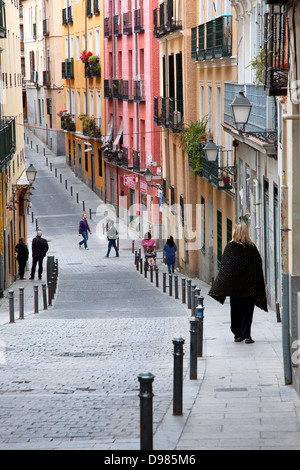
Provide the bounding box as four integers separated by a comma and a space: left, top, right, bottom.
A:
144, 261, 147, 278
169, 274, 173, 296
163, 272, 166, 293
173, 337, 185, 416
60, 174, 62, 183
187, 279, 192, 309
140, 257, 143, 275
65, 180, 68, 190
136, 253, 140, 271
31, 211, 34, 223
138, 372, 154, 451
191, 284, 196, 316
42, 284, 47, 310
182, 278, 186, 304
134, 250, 138, 265
35, 218, 39, 231
76, 193, 79, 203
48, 281, 52, 306
155, 266, 159, 287
34, 285, 39, 313
51, 276, 55, 299
196, 304, 205, 358
174, 275, 178, 299
19, 287, 24, 319
189, 317, 198, 380
70, 186, 73, 197
55, 168, 57, 177
82, 200, 85, 211
132, 240, 135, 253
150, 266, 153, 283
50, 162, 52, 171
9, 290, 14, 323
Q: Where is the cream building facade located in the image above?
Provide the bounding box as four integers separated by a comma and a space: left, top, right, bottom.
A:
22, 0, 65, 155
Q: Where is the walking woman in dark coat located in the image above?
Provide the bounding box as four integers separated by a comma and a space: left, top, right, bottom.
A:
163, 236, 177, 274
15, 238, 29, 280
208, 222, 267, 344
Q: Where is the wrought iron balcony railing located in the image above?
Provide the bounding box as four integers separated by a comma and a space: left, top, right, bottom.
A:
153, 1, 182, 38
123, 11, 132, 35
0, 117, 16, 171
264, 7, 288, 96
62, 59, 74, 79
191, 15, 232, 61
0, 1, 6, 38
154, 97, 184, 133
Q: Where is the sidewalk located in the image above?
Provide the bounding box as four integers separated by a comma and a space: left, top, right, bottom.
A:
2, 129, 300, 450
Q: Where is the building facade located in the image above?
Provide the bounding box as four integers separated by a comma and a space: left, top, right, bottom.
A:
103, 0, 161, 239
0, 0, 27, 293
61, 0, 105, 200
23, 0, 65, 155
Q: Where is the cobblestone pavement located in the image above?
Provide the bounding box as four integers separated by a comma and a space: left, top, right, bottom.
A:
0, 131, 193, 450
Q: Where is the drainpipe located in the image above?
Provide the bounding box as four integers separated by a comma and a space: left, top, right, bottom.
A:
281, 113, 300, 385
253, 178, 260, 252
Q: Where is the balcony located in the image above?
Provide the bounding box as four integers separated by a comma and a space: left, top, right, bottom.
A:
224, 82, 277, 150
0, 1, 6, 38
43, 71, 51, 87
43, 19, 49, 36
104, 79, 113, 99
104, 79, 136, 101
62, 7, 73, 25
62, 59, 74, 79
191, 15, 232, 61
123, 11, 132, 35
153, 1, 182, 38
134, 9, 144, 33
264, 8, 288, 96
133, 80, 145, 102
154, 96, 184, 133
104, 17, 112, 38
80, 115, 101, 138
0, 118, 16, 171
113, 15, 122, 36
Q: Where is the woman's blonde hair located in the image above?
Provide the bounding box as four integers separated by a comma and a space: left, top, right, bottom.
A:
232, 222, 254, 246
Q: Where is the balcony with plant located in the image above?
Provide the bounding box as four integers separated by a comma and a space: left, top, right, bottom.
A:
180, 119, 208, 175
79, 114, 101, 138
81, 51, 101, 78
58, 110, 75, 131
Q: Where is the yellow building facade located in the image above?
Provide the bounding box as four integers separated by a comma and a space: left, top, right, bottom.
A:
0, 1, 27, 293
61, 0, 105, 199
155, 0, 237, 283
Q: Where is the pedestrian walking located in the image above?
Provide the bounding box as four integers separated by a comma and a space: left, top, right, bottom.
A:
208, 222, 267, 344
105, 220, 119, 257
79, 213, 92, 249
163, 236, 177, 274
15, 238, 29, 280
29, 231, 49, 280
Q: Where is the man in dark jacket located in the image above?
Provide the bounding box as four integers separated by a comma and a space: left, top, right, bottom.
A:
30, 231, 49, 280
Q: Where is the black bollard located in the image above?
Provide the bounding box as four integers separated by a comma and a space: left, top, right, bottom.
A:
134, 250, 138, 265
187, 279, 192, 309
140, 257, 143, 275
48, 281, 52, 306
9, 290, 14, 323
132, 240, 135, 253
34, 285, 39, 313
169, 274, 173, 296
155, 266, 159, 287
174, 275, 178, 299
42, 284, 47, 310
163, 272, 166, 293
191, 284, 196, 316
189, 318, 198, 380
182, 278, 186, 304
173, 337, 185, 416
150, 266, 153, 283
196, 304, 205, 358
19, 287, 24, 319
60, 173, 62, 183
144, 261, 147, 278
138, 372, 154, 451
136, 253, 140, 271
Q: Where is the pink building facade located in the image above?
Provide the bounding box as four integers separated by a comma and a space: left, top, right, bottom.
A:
103, 0, 161, 239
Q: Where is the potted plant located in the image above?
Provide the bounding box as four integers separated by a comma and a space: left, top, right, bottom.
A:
180, 118, 208, 175
247, 48, 265, 87
57, 110, 74, 130
80, 50, 93, 63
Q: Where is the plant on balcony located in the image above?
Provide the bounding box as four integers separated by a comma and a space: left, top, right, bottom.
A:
248, 48, 265, 87
79, 114, 101, 137
80, 50, 93, 63
180, 118, 208, 175
57, 110, 75, 130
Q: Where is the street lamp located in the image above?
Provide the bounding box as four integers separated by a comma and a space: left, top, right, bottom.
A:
26, 164, 37, 185
230, 91, 252, 129
203, 139, 219, 162
143, 168, 153, 184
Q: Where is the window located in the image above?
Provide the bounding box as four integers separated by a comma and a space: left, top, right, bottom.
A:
76, 37, 80, 60
77, 91, 81, 116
